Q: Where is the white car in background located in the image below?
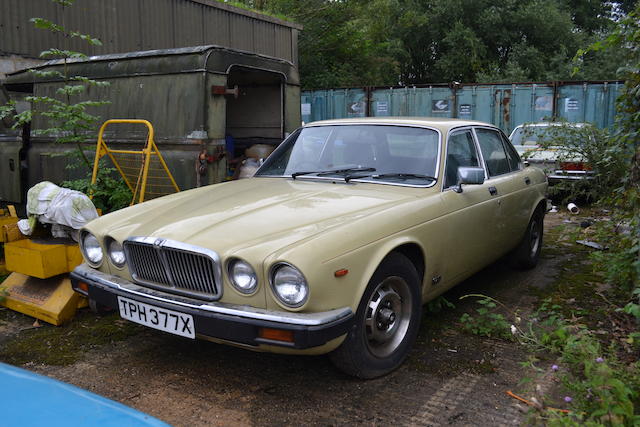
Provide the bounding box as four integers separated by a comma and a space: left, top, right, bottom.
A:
509, 122, 593, 182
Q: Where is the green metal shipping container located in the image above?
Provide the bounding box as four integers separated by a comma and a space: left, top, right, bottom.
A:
302, 81, 622, 135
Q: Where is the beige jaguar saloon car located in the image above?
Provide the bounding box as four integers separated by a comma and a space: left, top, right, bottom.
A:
71, 118, 548, 378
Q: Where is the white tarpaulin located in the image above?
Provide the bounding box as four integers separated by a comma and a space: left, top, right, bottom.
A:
18, 181, 99, 240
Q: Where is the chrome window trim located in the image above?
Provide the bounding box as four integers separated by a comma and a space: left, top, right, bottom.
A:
73, 264, 351, 326
255, 124, 442, 189
442, 126, 486, 192
124, 236, 223, 301
473, 126, 522, 179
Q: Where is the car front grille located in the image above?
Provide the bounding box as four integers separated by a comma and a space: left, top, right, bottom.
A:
123, 238, 222, 301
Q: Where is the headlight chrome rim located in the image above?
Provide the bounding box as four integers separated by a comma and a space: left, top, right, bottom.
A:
227, 258, 258, 295
106, 237, 126, 268
80, 231, 103, 267
269, 262, 309, 308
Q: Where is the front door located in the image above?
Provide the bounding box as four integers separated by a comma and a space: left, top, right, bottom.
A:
440, 128, 500, 284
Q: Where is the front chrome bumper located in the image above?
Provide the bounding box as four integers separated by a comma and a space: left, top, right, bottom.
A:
71, 263, 354, 349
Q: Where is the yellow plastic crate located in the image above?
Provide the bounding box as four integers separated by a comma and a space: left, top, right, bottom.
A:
1, 273, 87, 325
0, 217, 19, 243
5, 240, 82, 279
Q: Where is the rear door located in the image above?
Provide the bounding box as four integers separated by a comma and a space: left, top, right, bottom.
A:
473, 127, 529, 251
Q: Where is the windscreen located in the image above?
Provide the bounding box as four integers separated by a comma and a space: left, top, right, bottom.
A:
256, 125, 440, 185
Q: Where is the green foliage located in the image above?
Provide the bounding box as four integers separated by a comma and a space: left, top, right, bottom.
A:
62, 163, 132, 213
235, 0, 625, 87
523, 302, 640, 425
425, 296, 455, 313
524, 123, 625, 203
459, 295, 514, 340
1, 0, 109, 172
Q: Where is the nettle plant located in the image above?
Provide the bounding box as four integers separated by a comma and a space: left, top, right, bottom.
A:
0, 0, 109, 172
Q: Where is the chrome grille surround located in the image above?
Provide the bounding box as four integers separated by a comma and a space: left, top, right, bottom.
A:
123, 236, 222, 301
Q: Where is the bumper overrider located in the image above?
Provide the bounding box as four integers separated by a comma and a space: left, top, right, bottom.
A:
70, 264, 354, 349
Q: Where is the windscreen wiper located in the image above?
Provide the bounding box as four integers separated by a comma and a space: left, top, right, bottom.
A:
291, 167, 376, 180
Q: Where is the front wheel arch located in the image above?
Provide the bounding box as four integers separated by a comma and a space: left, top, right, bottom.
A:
329, 251, 422, 378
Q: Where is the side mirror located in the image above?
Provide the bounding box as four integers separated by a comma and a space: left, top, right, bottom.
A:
453, 166, 485, 193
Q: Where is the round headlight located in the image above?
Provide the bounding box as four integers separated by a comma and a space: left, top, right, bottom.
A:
107, 238, 126, 267
81, 232, 103, 266
271, 263, 308, 308
228, 259, 258, 294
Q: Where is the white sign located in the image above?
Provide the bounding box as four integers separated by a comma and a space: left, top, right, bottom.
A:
565, 98, 579, 112
301, 103, 311, 115
376, 101, 389, 114
535, 95, 553, 111
432, 99, 450, 113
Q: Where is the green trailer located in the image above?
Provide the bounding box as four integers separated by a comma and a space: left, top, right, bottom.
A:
0, 45, 301, 203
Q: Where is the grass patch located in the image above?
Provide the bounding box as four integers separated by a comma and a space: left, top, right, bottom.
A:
0, 310, 141, 366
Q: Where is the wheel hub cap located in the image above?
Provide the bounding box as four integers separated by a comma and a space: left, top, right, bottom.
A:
363, 277, 412, 358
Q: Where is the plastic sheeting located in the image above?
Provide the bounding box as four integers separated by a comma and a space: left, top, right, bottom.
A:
20, 181, 98, 240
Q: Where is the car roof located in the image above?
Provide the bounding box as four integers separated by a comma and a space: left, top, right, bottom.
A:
512, 122, 588, 130
304, 117, 495, 131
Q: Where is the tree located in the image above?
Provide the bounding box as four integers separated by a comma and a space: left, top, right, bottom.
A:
0, 0, 108, 171
233, 0, 628, 87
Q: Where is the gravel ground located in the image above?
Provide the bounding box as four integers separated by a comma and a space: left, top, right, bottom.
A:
0, 213, 573, 426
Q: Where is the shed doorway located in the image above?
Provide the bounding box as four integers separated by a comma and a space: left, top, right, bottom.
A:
226, 66, 284, 156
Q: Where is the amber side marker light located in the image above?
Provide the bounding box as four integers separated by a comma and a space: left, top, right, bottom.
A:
334, 269, 349, 277
259, 328, 295, 343
77, 282, 89, 294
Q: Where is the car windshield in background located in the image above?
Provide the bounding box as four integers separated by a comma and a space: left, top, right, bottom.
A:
510, 125, 582, 146
256, 125, 440, 186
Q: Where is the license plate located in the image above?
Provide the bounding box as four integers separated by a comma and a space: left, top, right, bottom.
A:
117, 296, 195, 339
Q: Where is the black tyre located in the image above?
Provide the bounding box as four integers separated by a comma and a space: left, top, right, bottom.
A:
329, 252, 422, 379
510, 207, 544, 270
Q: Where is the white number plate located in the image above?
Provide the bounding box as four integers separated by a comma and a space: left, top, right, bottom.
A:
117, 296, 195, 339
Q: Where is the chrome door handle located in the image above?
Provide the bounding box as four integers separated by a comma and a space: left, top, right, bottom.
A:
488, 186, 498, 196
524, 176, 531, 185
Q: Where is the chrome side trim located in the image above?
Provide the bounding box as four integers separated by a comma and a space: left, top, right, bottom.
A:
73, 264, 352, 326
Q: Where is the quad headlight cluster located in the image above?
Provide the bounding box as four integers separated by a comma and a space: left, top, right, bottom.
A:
228, 258, 309, 308
80, 231, 309, 308
80, 232, 127, 269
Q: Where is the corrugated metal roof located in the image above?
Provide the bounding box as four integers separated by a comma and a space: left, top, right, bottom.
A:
5, 45, 300, 85
0, 0, 300, 64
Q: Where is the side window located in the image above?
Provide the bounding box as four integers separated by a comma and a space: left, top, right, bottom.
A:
475, 128, 510, 177
501, 133, 522, 171
444, 129, 480, 189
